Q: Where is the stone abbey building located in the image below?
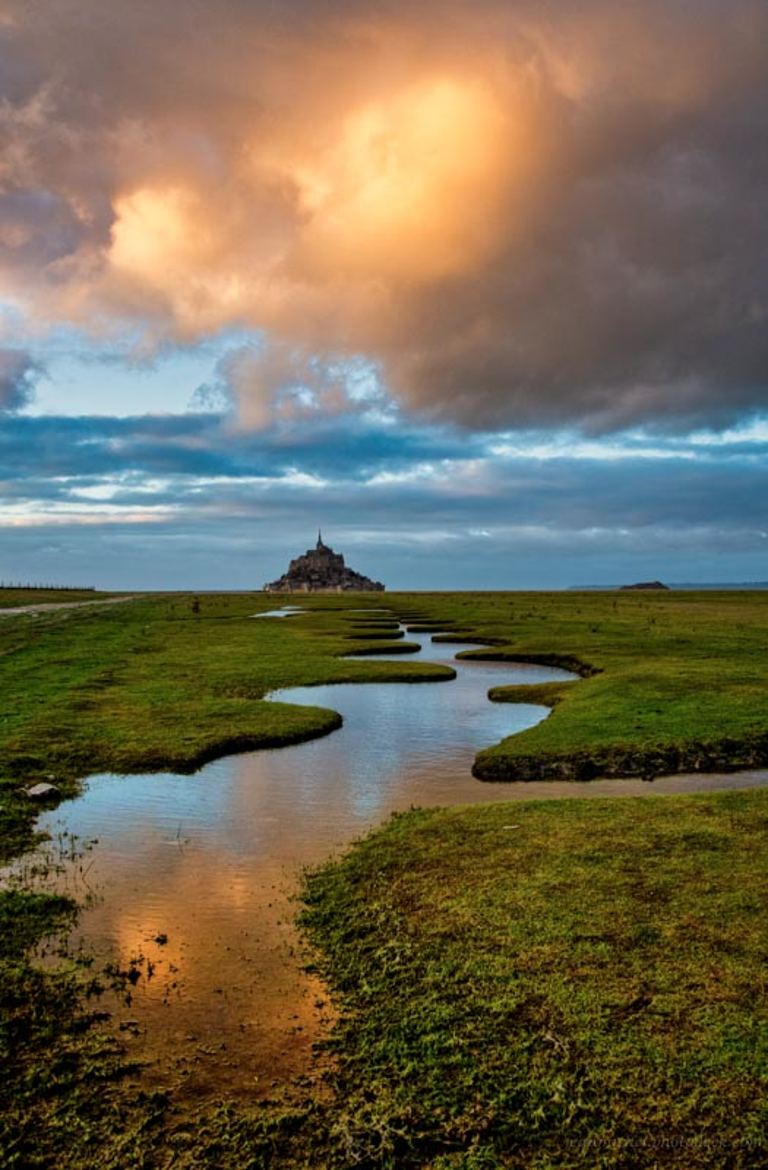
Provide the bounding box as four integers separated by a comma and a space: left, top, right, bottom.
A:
263, 532, 385, 593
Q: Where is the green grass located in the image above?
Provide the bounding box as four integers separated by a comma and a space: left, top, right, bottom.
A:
2, 588, 767, 788
5, 791, 766, 1169
299, 790, 768, 1168
1, 589, 768, 1167
0, 591, 454, 972
0, 885, 172, 1170
384, 591, 768, 780
0, 593, 452, 787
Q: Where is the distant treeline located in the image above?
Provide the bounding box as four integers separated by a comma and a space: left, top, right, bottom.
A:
0, 583, 96, 592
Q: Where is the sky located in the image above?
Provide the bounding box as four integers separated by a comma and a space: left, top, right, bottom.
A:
1, 0, 767, 590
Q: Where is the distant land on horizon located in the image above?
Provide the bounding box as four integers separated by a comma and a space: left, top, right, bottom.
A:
569, 582, 768, 591
5, 582, 768, 595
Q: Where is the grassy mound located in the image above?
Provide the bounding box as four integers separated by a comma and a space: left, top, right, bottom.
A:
383, 591, 768, 781
300, 789, 768, 1168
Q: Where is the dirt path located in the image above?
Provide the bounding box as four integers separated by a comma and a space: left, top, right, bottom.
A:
0, 595, 138, 617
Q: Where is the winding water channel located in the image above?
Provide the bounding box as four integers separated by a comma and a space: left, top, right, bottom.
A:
12, 615, 768, 1102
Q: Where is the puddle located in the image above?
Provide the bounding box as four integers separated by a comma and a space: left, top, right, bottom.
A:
252, 607, 305, 618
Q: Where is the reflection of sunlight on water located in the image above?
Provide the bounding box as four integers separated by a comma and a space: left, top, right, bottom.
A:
21, 624, 768, 1101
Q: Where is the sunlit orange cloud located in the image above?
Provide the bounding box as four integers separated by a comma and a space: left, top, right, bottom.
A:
270, 77, 519, 281
109, 186, 251, 335
105, 73, 525, 333
3, 0, 768, 432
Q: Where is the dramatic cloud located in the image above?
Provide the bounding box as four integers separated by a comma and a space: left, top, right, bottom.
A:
1, 407, 766, 553
0, 347, 42, 409
2, 0, 768, 432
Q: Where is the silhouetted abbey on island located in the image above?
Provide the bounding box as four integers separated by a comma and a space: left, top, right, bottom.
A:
263, 532, 385, 593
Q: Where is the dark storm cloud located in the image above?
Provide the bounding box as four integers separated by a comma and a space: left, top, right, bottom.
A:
2, 0, 768, 432
1, 410, 766, 531
0, 412, 475, 484
0, 348, 43, 410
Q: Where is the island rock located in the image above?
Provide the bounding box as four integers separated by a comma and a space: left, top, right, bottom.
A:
264, 533, 384, 593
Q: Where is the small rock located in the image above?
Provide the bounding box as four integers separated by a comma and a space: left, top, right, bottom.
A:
154, 932, 168, 945
25, 782, 60, 799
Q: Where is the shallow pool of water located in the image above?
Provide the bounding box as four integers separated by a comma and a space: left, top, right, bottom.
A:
252, 606, 305, 618
13, 621, 768, 1102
